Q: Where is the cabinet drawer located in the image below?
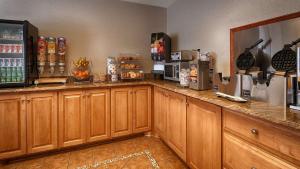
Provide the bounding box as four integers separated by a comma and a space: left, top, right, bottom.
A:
223, 109, 300, 164
224, 133, 297, 169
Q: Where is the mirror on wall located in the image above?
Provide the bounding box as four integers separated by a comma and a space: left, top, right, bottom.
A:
230, 12, 300, 76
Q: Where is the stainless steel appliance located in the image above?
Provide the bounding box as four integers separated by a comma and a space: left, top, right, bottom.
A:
164, 62, 189, 82
189, 60, 210, 90
0, 19, 38, 88
171, 50, 193, 62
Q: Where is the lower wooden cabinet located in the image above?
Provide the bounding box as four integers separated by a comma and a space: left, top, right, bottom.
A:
111, 86, 152, 137
224, 108, 300, 165
154, 87, 168, 141
86, 89, 111, 142
0, 94, 26, 159
187, 97, 221, 169
111, 87, 133, 137
59, 90, 86, 147
27, 92, 58, 153
132, 86, 151, 133
167, 91, 187, 162
224, 132, 298, 169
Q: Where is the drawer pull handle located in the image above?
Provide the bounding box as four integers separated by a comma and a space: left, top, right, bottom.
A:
251, 129, 258, 135
251, 167, 257, 169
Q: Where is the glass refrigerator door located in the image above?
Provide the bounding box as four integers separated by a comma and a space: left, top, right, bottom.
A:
0, 23, 24, 84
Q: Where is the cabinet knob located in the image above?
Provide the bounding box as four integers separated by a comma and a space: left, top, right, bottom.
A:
26, 99, 31, 103
251, 129, 258, 135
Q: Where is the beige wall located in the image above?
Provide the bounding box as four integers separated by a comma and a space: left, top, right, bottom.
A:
0, 0, 166, 74
167, 0, 300, 75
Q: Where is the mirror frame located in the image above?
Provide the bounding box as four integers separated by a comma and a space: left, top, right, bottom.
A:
230, 11, 300, 76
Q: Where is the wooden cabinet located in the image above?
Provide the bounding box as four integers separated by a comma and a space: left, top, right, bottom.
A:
0, 94, 26, 159
224, 109, 300, 166
132, 86, 151, 133
154, 87, 168, 140
187, 98, 221, 169
154, 87, 187, 161
111, 87, 133, 137
111, 86, 152, 137
224, 132, 298, 169
86, 89, 111, 142
27, 92, 58, 153
59, 90, 86, 147
167, 91, 187, 161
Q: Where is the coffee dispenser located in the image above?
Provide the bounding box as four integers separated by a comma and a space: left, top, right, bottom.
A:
189, 60, 210, 90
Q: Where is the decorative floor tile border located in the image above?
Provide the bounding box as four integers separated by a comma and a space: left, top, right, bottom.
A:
76, 150, 160, 169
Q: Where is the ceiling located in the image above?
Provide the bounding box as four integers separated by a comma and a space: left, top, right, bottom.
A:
121, 0, 177, 8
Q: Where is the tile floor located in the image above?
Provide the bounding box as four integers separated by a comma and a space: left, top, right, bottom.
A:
0, 136, 188, 169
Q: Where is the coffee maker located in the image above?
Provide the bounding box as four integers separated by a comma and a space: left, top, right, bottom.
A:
189, 60, 210, 90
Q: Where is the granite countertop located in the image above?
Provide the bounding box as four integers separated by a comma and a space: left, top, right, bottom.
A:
1, 80, 300, 131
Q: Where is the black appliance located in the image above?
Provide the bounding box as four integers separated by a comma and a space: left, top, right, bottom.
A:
0, 19, 38, 88
151, 32, 171, 62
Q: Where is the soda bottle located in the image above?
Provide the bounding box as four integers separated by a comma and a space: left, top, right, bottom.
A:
0, 67, 6, 83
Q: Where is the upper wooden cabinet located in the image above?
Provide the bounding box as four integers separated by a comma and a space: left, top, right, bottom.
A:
59, 90, 86, 147
187, 97, 222, 169
167, 91, 187, 162
154, 87, 168, 140
132, 86, 151, 133
0, 94, 26, 159
111, 87, 133, 137
27, 92, 58, 153
86, 89, 111, 142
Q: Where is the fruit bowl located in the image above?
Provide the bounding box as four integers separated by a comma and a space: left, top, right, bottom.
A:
71, 57, 91, 81
72, 68, 90, 81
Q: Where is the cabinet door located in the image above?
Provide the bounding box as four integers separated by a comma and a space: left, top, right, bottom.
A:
187, 98, 221, 169
167, 91, 187, 161
132, 86, 151, 133
111, 88, 133, 137
224, 132, 298, 169
59, 91, 86, 147
154, 87, 168, 140
27, 92, 58, 153
0, 94, 26, 159
86, 89, 110, 142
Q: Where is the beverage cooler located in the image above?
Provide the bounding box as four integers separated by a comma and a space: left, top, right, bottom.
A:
0, 19, 38, 88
